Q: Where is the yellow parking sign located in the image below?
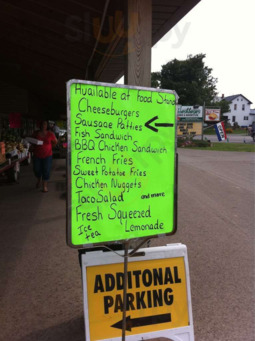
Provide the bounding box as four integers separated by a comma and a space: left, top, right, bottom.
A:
82, 244, 194, 341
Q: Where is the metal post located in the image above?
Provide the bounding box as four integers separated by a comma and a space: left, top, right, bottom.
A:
202, 102, 205, 141
122, 241, 129, 341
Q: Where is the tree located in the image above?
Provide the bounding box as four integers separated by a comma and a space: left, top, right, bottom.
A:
212, 99, 230, 121
151, 54, 217, 106
151, 71, 161, 88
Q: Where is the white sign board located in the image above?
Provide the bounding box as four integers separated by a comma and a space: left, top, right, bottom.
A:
177, 106, 203, 122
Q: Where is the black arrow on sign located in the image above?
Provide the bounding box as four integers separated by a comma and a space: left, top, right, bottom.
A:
145, 116, 174, 133
111, 313, 171, 331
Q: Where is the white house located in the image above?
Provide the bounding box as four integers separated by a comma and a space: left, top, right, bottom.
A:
223, 94, 254, 127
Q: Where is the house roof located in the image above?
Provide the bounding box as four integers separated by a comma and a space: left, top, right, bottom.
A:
223, 94, 253, 104
0, 0, 201, 106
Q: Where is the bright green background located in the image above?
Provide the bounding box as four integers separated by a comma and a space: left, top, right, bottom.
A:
69, 82, 176, 246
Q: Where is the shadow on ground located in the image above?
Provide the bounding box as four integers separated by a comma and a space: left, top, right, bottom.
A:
19, 317, 84, 341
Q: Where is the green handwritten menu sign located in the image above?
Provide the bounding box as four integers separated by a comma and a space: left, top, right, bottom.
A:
67, 80, 177, 248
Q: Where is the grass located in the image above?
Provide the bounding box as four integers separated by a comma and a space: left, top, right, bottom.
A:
187, 142, 255, 152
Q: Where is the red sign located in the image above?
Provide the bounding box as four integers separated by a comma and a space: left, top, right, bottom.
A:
205, 109, 220, 122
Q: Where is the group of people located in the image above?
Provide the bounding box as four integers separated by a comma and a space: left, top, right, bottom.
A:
32, 120, 58, 193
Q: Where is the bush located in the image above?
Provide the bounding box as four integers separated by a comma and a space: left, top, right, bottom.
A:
193, 140, 211, 147
226, 128, 233, 133
177, 137, 210, 148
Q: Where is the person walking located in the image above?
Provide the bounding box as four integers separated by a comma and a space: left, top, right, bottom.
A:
32, 120, 57, 192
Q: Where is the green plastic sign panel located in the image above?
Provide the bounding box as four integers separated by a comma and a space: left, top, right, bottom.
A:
67, 80, 177, 248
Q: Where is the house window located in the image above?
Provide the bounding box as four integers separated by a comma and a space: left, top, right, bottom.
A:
244, 116, 248, 120
234, 104, 237, 110
242, 104, 245, 110
232, 116, 236, 123
237, 98, 239, 101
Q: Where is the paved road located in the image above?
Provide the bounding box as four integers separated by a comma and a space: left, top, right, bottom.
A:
152, 149, 255, 340
0, 150, 254, 340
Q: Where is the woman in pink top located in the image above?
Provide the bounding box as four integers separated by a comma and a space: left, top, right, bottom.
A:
32, 120, 57, 192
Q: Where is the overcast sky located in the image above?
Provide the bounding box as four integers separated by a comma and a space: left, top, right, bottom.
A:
152, 0, 254, 106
